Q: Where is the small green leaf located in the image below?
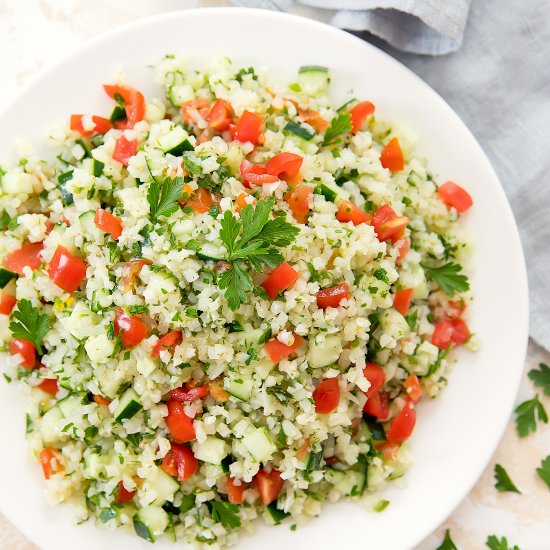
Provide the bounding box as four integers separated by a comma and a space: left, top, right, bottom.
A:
436, 529, 458, 550
528, 363, 550, 396
421, 262, 470, 296
494, 464, 521, 494
322, 113, 352, 146
9, 299, 50, 354
536, 455, 550, 490
486, 535, 521, 550
515, 394, 548, 437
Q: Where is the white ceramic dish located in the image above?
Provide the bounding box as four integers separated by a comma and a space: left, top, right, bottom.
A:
0, 8, 528, 550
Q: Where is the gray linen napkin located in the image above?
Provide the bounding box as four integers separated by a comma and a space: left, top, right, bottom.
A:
234, 0, 472, 54
234, 0, 550, 351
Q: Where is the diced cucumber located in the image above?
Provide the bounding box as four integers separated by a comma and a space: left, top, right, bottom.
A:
196, 243, 225, 262
315, 179, 346, 203
166, 72, 193, 107
193, 437, 227, 465
114, 389, 143, 422
2, 173, 35, 195
90, 288, 109, 312
242, 427, 276, 462
40, 406, 67, 444
380, 309, 410, 340
57, 170, 74, 206
283, 121, 315, 141
263, 502, 290, 525
57, 395, 83, 418
82, 451, 110, 480
158, 126, 193, 155
337, 98, 357, 113
202, 463, 225, 483
307, 334, 343, 368
224, 376, 254, 402
84, 333, 114, 364
305, 445, 324, 471
325, 467, 366, 496
63, 302, 101, 340
147, 466, 180, 505
0, 268, 17, 288
298, 66, 330, 94
92, 159, 105, 177
133, 505, 169, 543
407, 170, 423, 187
79, 210, 97, 234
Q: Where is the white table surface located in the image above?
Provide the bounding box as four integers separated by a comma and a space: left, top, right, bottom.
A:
1, 1, 549, 548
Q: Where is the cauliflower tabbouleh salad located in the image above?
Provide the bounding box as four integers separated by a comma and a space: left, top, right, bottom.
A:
0, 56, 475, 546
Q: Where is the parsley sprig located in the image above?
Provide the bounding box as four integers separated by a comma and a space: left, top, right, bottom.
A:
436, 529, 458, 550
216, 198, 299, 310
322, 113, 351, 146
494, 464, 521, 494
514, 394, 548, 437
528, 362, 550, 396
421, 261, 470, 296
536, 455, 550, 489
9, 299, 50, 354
147, 176, 185, 222
486, 535, 521, 550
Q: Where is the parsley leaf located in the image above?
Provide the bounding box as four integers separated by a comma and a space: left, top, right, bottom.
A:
208, 500, 241, 530
217, 199, 299, 310
127, 305, 149, 314
217, 264, 253, 311
322, 113, 352, 146
528, 362, 550, 396
9, 299, 50, 354
536, 455, 550, 489
421, 262, 470, 296
514, 394, 548, 437
436, 529, 458, 550
147, 176, 184, 222
486, 535, 520, 550
494, 464, 521, 494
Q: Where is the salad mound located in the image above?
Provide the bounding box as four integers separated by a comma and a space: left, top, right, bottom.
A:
0, 56, 474, 547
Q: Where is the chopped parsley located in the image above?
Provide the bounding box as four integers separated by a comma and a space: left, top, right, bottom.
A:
217, 198, 299, 310
147, 176, 184, 222
373, 268, 389, 284
514, 394, 548, 437
486, 535, 521, 550
322, 113, 352, 146
127, 305, 149, 314
421, 262, 470, 296
9, 299, 50, 354
208, 500, 241, 530
494, 464, 521, 494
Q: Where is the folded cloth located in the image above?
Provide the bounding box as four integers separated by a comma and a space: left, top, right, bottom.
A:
234, 0, 472, 55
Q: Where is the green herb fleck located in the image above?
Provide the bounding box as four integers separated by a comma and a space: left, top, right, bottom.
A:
9, 299, 50, 354
421, 262, 469, 296
515, 394, 548, 437
494, 464, 521, 494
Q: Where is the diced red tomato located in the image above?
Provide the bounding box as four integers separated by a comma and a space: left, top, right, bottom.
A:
3, 242, 43, 275
47, 245, 87, 292
375, 441, 399, 461
438, 181, 473, 213
240, 159, 278, 186
380, 137, 404, 172
9, 338, 36, 369
39, 447, 64, 480
254, 468, 284, 506
114, 308, 148, 348
70, 114, 112, 136
181, 97, 210, 124
431, 318, 470, 349
349, 101, 375, 134
38, 378, 58, 396
94, 209, 123, 240
266, 152, 303, 186
93, 395, 111, 406
336, 200, 372, 225
169, 380, 210, 402
208, 99, 234, 131
393, 288, 413, 316
262, 262, 300, 298
165, 398, 196, 443
226, 477, 245, 505
233, 110, 263, 145
386, 399, 416, 444
287, 185, 313, 223
115, 481, 136, 503
404, 374, 422, 403
264, 334, 303, 364
161, 443, 198, 481
103, 84, 145, 127
0, 293, 16, 315
152, 330, 183, 358
297, 106, 329, 132
447, 299, 467, 319
122, 259, 151, 291
313, 377, 340, 414
112, 135, 138, 166
316, 282, 351, 309
372, 204, 409, 243
362, 363, 389, 420
187, 189, 218, 214
396, 236, 411, 265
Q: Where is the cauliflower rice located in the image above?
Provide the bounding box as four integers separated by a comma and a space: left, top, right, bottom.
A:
0, 55, 475, 547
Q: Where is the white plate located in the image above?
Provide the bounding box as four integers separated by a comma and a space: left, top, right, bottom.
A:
0, 8, 528, 550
